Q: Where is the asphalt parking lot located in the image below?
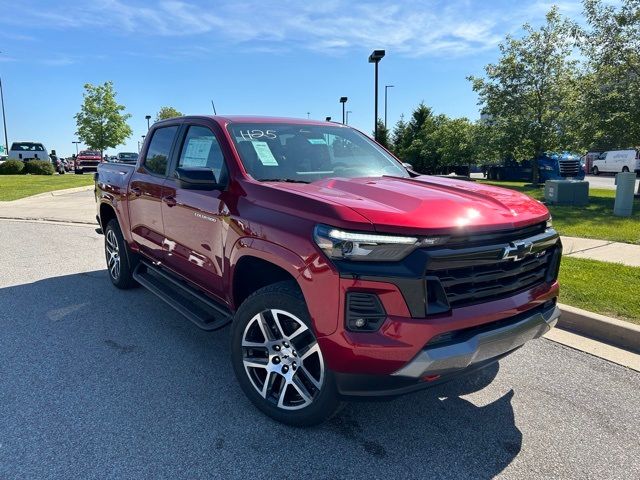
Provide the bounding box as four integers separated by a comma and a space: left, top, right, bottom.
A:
1, 219, 639, 479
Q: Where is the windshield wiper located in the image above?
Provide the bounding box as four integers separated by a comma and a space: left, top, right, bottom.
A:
260, 178, 310, 184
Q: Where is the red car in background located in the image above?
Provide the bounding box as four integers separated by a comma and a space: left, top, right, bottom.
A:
75, 150, 102, 174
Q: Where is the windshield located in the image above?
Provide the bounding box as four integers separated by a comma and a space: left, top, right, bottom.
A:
80, 150, 100, 156
118, 152, 138, 161
11, 142, 45, 151
227, 123, 408, 183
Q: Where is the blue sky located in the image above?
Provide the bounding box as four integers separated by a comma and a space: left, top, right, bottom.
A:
0, 0, 583, 157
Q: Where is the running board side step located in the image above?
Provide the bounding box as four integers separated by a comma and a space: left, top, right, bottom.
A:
133, 260, 232, 331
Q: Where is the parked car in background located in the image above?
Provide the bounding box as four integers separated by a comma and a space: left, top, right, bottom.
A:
591, 149, 640, 176
74, 150, 102, 174
8, 142, 49, 162
0, 154, 8, 164
115, 152, 138, 164
49, 149, 66, 174
485, 152, 585, 182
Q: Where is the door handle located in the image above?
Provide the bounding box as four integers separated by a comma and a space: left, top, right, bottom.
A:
163, 195, 177, 207
131, 187, 142, 197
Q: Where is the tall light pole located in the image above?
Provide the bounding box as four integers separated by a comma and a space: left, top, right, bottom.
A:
0, 76, 8, 155
145, 115, 151, 130
72, 141, 80, 154
339, 96, 348, 124
346, 110, 352, 125
368, 50, 385, 140
384, 85, 394, 130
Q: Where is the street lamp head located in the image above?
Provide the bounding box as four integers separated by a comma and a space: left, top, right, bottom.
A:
368, 49, 385, 63
386, 84, 395, 89
339, 96, 348, 104
325, 116, 332, 122
145, 115, 151, 120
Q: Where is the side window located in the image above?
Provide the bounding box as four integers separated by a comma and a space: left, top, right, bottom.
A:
178, 126, 227, 184
144, 126, 178, 176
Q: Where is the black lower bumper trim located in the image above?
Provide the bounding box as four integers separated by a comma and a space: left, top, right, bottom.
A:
334, 349, 516, 399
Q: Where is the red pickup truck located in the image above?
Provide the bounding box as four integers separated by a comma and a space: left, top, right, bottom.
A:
75, 150, 103, 174
95, 116, 561, 426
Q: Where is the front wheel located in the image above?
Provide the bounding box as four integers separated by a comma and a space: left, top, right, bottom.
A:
230, 281, 342, 426
622, 166, 630, 173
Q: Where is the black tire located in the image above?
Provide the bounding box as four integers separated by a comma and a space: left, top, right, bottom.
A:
622, 166, 630, 173
230, 281, 342, 427
104, 219, 137, 289
75, 169, 82, 175
592, 166, 599, 175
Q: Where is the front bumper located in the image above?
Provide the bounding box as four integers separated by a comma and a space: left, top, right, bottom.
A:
392, 304, 559, 378
334, 303, 559, 397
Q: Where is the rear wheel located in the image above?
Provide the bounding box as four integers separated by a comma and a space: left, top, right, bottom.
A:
622, 166, 630, 173
75, 169, 82, 175
231, 281, 342, 426
104, 219, 137, 289
592, 166, 599, 175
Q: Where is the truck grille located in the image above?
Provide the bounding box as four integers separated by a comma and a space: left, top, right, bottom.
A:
558, 159, 581, 177
431, 247, 557, 309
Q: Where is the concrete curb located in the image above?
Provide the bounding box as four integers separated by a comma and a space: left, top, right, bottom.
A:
0, 216, 97, 226
558, 303, 640, 353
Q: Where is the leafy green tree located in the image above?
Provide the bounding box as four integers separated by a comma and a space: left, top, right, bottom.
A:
468, 7, 579, 183
75, 82, 132, 156
575, 0, 640, 150
429, 117, 478, 167
374, 119, 391, 149
156, 106, 184, 121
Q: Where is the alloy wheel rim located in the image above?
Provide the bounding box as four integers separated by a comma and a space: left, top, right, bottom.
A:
105, 230, 121, 280
241, 309, 325, 410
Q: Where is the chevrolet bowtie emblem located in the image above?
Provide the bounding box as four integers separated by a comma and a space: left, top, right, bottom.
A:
502, 240, 534, 261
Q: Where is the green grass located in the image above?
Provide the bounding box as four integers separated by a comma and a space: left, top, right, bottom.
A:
0, 175, 94, 201
480, 180, 640, 244
559, 256, 640, 324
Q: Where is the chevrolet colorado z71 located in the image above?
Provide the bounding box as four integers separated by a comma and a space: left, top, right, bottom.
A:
95, 116, 561, 426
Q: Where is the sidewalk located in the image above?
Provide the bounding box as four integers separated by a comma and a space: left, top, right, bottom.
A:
561, 236, 640, 267
0, 186, 96, 225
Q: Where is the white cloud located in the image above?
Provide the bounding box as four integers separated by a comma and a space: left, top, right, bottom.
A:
2, 0, 585, 57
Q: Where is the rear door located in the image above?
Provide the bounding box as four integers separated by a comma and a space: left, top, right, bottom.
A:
161, 122, 230, 301
128, 124, 180, 260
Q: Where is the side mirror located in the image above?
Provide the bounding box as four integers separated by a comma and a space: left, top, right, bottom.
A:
402, 162, 413, 170
174, 167, 220, 190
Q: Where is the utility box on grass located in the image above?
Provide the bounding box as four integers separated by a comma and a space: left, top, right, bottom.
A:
614, 172, 636, 217
544, 180, 589, 206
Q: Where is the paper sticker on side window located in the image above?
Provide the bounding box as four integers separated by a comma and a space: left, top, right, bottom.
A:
251, 141, 279, 166
183, 137, 213, 167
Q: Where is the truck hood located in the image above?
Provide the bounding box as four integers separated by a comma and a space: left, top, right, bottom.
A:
268, 176, 549, 234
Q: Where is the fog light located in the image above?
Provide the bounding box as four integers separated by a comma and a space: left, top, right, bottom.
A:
354, 318, 366, 328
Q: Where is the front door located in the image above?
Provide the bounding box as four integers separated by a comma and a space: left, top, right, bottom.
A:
127, 124, 179, 260
161, 124, 230, 301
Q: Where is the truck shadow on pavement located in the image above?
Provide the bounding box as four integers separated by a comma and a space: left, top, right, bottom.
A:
0, 270, 522, 479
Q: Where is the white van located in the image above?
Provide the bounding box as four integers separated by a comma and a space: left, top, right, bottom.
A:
8, 142, 50, 162
591, 149, 640, 175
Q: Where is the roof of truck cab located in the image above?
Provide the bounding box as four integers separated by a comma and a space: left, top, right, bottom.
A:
156, 115, 346, 127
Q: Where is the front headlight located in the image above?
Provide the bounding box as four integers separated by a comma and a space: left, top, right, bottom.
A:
546, 217, 553, 229
313, 224, 445, 261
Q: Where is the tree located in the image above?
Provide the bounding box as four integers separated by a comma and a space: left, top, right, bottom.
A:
374, 119, 391, 148
156, 106, 184, 121
75, 82, 132, 156
429, 117, 478, 168
575, 0, 640, 151
468, 7, 580, 184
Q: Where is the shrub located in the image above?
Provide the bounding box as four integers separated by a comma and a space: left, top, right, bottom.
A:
0, 159, 25, 175
24, 160, 55, 175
